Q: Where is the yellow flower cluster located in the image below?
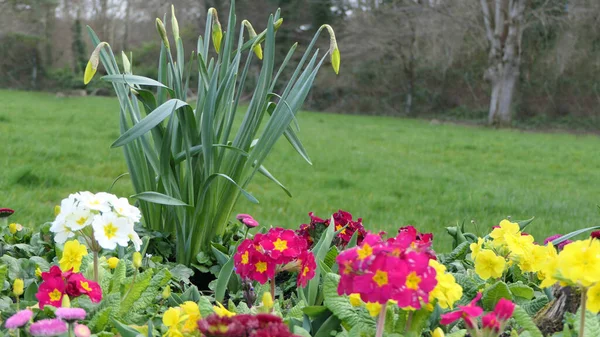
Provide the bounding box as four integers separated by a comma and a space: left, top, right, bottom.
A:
470, 220, 555, 280
428, 259, 463, 309
541, 238, 600, 313
162, 301, 201, 337
59, 240, 88, 273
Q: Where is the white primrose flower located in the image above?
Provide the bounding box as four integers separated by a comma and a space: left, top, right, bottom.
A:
92, 212, 131, 250
128, 230, 143, 252
81, 192, 115, 213
112, 197, 142, 223
50, 217, 75, 244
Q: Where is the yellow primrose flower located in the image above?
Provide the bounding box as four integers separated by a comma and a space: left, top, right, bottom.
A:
107, 257, 119, 269
470, 238, 485, 261
587, 283, 600, 314
505, 234, 535, 257
556, 239, 600, 287
349, 293, 362, 307
365, 302, 381, 317
474, 249, 506, 280
432, 327, 445, 337
429, 259, 463, 309
180, 301, 201, 333
162, 307, 186, 337
59, 240, 88, 273
9, 223, 23, 235
13, 278, 24, 296
490, 219, 520, 246
262, 292, 274, 310
518, 243, 546, 273
213, 302, 235, 317
35, 267, 42, 278
539, 243, 559, 288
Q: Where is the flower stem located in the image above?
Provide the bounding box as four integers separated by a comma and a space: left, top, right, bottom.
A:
375, 307, 387, 337
93, 250, 99, 282
405, 311, 413, 332
270, 278, 276, 299
580, 288, 587, 337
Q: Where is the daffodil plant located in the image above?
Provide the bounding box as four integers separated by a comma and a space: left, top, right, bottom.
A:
83, 0, 340, 266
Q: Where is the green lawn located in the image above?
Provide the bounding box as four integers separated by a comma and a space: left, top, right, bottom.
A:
2, 90, 600, 252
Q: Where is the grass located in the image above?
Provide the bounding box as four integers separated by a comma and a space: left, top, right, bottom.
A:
2, 90, 600, 252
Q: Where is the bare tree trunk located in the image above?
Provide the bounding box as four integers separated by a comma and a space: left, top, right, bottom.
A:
480, 0, 526, 127
123, 0, 130, 51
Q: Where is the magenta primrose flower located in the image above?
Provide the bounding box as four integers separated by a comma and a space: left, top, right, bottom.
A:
440, 292, 484, 328
336, 227, 438, 309
29, 318, 68, 337
5, 309, 33, 329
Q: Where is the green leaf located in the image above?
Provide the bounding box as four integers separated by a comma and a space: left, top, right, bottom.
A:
198, 296, 214, 318
509, 282, 535, 300
519, 296, 549, 316
323, 273, 376, 332
513, 305, 543, 337
288, 300, 307, 320
111, 318, 145, 337
574, 307, 600, 337
303, 306, 330, 317
102, 74, 168, 88
482, 281, 512, 311
314, 314, 342, 337
444, 241, 470, 263
110, 259, 126, 294
517, 217, 535, 231
112, 99, 188, 147
446, 330, 467, 337
118, 270, 153, 316
293, 326, 312, 337
552, 226, 600, 245
131, 192, 188, 206
214, 255, 234, 303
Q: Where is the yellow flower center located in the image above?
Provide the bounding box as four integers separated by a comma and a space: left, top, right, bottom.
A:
303, 266, 310, 277
406, 272, 421, 290
76, 217, 88, 226
357, 243, 373, 260
80, 281, 92, 292
343, 262, 353, 275
273, 238, 288, 252
372, 269, 388, 287
241, 251, 249, 265
49, 289, 62, 301
103, 222, 118, 239
255, 261, 267, 273
335, 224, 343, 231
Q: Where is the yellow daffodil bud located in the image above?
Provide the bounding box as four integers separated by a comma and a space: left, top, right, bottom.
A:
162, 285, 171, 299
171, 5, 180, 41
54, 205, 61, 216
210, 8, 223, 53
36, 267, 42, 278
13, 278, 23, 296
107, 257, 119, 269
84, 41, 109, 85
262, 292, 274, 311
155, 18, 170, 49
365, 302, 381, 317
320, 24, 340, 75
62, 294, 71, 308
432, 327, 445, 337
349, 293, 362, 307
274, 18, 284, 30
121, 51, 131, 74
132, 252, 142, 269
242, 20, 263, 60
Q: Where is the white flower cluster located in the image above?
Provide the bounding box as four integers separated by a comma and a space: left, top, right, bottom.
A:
50, 191, 142, 251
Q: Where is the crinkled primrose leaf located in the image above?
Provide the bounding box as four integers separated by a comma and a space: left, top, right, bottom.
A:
83, 42, 109, 85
